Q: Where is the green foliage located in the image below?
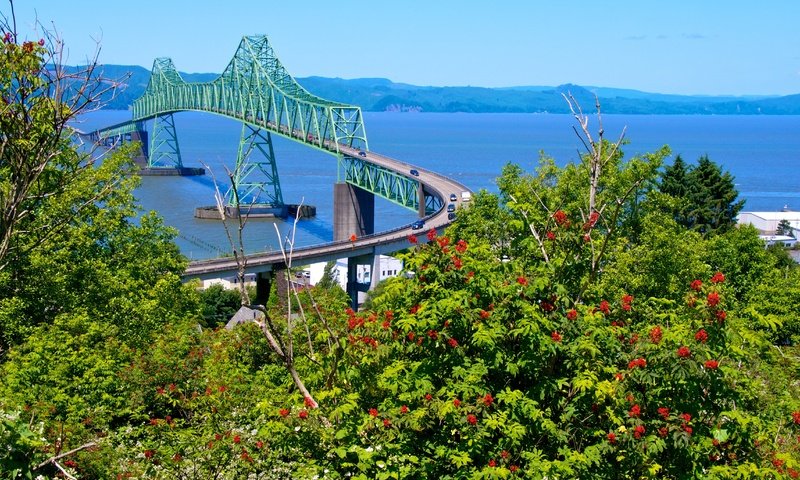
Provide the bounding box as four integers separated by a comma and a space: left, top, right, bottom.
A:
0, 315, 134, 433
659, 155, 745, 235
0, 32, 797, 477
706, 225, 774, 300
317, 260, 342, 291
742, 264, 800, 345
777, 219, 794, 237
198, 283, 243, 328
0, 410, 45, 480
594, 210, 709, 303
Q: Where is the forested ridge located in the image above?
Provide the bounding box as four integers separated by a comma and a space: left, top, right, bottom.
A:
88, 63, 800, 115
3, 19, 800, 480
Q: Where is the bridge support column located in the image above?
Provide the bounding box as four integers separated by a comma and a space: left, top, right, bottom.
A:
226, 125, 284, 207
333, 182, 374, 242
129, 129, 149, 166
418, 184, 427, 218
149, 113, 183, 168
254, 271, 272, 306
346, 254, 374, 311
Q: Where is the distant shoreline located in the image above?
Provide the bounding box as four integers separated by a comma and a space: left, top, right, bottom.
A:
89, 64, 800, 115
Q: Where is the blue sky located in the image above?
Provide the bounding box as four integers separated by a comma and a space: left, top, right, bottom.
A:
6, 1, 799, 95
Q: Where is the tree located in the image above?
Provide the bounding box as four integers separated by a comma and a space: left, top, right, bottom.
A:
659, 154, 744, 235
0, 4, 186, 353
658, 155, 692, 226
686, 155, 745, 234
0, 7, 200, 476
777, 219, 794, 237
491, 95, 667, 298
198, 283, 243, 328
0, 8, 127, 272
660, 155, 689, 198
316, 260, 341, 291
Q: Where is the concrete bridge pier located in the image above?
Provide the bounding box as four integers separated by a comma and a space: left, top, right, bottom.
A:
128, 130, 149, 166
334, 182, 378, 309
333, 182, 374, 241
254, 271, 273, 306
346, 254, 374, 311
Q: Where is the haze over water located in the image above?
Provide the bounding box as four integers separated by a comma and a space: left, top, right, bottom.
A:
77, 111, 800, 259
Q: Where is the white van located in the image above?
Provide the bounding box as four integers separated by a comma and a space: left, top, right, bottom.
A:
461, 191, 472, 202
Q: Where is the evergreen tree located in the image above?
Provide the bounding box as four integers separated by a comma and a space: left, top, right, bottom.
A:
316, 261, 341, 290
777, 219, 794, 237
658, 154, 744, 235
659, 154, 689, 198
686, 155, 744, 234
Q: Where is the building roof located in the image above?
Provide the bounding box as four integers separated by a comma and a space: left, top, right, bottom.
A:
741, 211, 800, 221
759, 235, 797, 242
226, 305, 263, 329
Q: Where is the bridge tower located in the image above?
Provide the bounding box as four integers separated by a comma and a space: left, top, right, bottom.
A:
148, 113, 183, 169
333, 172, 375, 309
226, 124, 284, 207
91, 35, 456, 310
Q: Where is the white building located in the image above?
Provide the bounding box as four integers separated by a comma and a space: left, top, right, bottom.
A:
202, 273, 256, 289
758, 235, 798, 248
307, 255, 404, 291
199, 256, 404, 304
737, 210, 800, 235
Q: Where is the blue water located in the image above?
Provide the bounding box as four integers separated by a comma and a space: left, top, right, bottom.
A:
76, 111, 800, 259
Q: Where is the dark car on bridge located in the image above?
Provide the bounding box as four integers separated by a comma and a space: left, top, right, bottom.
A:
358, 151, 367, 157
447, 203, 456, 212
411, 220, 425, 230
409, 169, 419, 176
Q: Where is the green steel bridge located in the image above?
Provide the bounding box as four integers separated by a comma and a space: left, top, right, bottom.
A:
92, 35, 470, 308
91, 35, 441, 214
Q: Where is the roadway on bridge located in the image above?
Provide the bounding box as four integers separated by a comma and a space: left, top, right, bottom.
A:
184, 144, 470, 280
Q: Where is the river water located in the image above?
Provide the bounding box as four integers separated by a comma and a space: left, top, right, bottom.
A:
76, 111, 800, 259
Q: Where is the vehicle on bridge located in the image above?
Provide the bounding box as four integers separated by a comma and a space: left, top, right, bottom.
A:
117, 35, 473, 310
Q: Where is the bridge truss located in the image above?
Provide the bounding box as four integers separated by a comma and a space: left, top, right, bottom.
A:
91, 35, 430, 213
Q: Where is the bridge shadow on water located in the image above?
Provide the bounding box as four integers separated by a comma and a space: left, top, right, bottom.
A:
181, 173, 336, 248
291, 219, 334, 246
185, 173, 218, 191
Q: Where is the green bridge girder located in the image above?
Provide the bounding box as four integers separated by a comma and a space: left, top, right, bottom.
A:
91, 121, 144, 143
341, 156, 438, 215
90, 35, 433, 213
132, 35, 368, 155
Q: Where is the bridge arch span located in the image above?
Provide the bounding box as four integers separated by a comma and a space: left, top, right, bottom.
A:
92, 35, 472, 307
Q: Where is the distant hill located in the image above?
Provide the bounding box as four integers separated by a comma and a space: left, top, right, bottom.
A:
86, 64, 800, 114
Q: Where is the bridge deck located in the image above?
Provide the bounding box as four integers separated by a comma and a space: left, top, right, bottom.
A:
184, 144, 469, 280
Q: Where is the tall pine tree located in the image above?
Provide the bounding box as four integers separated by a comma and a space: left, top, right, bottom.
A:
658, 155, 744, 235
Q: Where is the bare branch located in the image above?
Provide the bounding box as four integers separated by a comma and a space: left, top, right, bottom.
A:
0, 10, 133, 271
34, 440, 97, 471
509, 194, 549, 263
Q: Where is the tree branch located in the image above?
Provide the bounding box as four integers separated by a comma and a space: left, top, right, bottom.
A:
34, 440, 97, 471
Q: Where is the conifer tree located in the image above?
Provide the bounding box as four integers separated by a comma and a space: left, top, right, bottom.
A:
686, 155, 744, 234
658, 154, 744, 235
660, 154, 689, 198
